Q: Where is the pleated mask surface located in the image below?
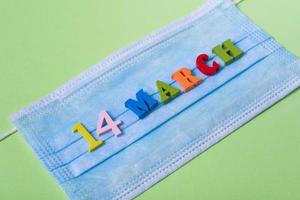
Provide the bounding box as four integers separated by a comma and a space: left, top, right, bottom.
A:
11, 0, 300, 199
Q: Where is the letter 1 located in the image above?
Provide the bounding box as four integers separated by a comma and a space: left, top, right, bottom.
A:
72, 123, 104, 152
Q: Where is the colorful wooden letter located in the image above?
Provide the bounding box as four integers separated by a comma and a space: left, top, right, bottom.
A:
96, 111, 122, 137
156, 80, 181, 104
171, 67, 202, 92
125, 89, 158, 119
196, 54, 220, 76
72, 123, 104, 152
212, 39, 244, 65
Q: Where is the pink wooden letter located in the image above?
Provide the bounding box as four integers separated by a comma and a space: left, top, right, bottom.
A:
96, 111, 122, 137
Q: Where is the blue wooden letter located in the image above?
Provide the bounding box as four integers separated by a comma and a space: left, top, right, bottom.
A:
125, 89, 158, 119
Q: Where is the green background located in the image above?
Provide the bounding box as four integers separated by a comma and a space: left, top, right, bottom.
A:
0, 0, 299, 199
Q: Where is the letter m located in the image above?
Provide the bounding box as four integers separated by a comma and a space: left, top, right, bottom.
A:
125, 89, 158, 119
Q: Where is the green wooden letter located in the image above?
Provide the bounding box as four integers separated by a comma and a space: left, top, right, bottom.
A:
212, 39, 244, 65
156, 80, 181, 104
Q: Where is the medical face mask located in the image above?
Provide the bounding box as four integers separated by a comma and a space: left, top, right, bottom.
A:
8, 0, 300, 199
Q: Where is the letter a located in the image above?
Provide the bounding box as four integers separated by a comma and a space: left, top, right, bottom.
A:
156, 80, 181, 104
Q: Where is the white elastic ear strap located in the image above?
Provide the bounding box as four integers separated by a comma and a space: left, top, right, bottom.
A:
0, 127, 18, 141
0, 0, 244, 141
233, 0, 244, 4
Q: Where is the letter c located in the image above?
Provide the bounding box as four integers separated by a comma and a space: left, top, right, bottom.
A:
196, 54, 220, 76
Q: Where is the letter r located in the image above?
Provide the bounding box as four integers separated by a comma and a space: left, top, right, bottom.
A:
171, 67, 202, 92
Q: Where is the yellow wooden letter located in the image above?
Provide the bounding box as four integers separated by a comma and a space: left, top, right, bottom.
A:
72, 123, 104, 152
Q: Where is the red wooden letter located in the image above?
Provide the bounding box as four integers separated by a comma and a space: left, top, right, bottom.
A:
196, 54, 220, 76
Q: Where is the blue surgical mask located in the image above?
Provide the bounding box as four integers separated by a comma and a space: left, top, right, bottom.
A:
10, 0, 300, 199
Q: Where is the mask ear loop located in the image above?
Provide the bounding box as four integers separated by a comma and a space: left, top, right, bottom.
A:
0, 127, 18, 141
233, 0, 244, 5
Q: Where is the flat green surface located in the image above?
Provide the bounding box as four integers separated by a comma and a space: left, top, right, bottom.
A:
0, 0, 299, 199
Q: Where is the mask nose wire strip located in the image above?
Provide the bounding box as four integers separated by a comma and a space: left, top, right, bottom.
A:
0, 127, 18, 141
0, 0, 245, 142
